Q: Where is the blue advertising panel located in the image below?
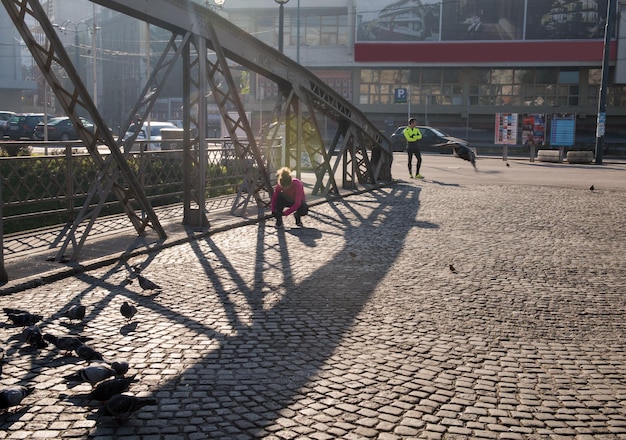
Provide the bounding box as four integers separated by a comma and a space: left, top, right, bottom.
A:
550, 114, 576, 147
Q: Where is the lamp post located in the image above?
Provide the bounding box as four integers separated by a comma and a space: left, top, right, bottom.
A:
595, 0, 617, 165
57, 20, 90, 74
275, 0, 289, 53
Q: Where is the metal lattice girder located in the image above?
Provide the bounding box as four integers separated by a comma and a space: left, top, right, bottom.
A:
199, 22, 272, 216
58, 31, 190, 260
0, 0, 168, 261
91, 0, 393, 190
121, 33, 191, 154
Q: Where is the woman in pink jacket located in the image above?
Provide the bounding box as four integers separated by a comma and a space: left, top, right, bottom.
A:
270, 167, 308, 228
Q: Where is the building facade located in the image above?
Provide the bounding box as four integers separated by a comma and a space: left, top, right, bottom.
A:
2, 0, 624, 149
224, 0, 626, 148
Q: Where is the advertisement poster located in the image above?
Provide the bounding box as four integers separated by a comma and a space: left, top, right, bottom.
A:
550, 113, 576, 147
521, 114, 546, 148
356, 0, 608, 43
495, 113, 518, 145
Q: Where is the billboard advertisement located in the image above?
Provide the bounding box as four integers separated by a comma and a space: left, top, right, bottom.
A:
356, 0, 608, 43
495, 113, 518, 145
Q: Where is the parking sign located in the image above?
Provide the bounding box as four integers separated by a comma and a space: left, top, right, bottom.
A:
395, 88, 407, 104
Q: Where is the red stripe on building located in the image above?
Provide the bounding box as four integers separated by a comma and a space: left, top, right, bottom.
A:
354, 41, 617, 64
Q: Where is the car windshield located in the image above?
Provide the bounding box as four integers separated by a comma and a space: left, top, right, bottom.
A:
46, 118, 67, 126
428, 127, 449, 137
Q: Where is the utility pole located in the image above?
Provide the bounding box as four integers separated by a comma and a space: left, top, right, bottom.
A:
92, 3, 98, 107
595, 0, 617, 165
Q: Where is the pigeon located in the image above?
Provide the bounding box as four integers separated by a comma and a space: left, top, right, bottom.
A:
66, 365, 117, 387
453, 144, 477, 170
90, 375, 137, 401
136, 274, 161, 291
64, 304, 86, 322
449, 264, 457, 273
131, 266, 161, 291
102, 393, 157, 422
506, 162, 510, 167
43, 334, 87, 354
589, 185, 595, 191
110, 361, 130, 376
4, 308, 42, 327
0, 386, 34, 414
21, 325, 48, 349
120, 301, 137, 322
75, 344, 105, 362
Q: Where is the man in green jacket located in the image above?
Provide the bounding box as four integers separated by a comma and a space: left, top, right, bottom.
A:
404, 118, 423, 179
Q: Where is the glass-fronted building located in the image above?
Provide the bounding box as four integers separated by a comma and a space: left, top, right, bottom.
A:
224, 0, 625, 150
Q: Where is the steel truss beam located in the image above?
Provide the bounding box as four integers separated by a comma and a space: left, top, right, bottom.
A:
91, 0, 393, 200
0, 0, 167, 262
2, 0, 392, 263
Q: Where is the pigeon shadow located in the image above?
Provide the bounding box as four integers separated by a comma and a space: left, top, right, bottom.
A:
120, 322, 137, 336
58, 321, 87, 331
428, 180, 461, 187
415, 221, 439, 229
0, 406, 30, 423
58, 391, 97, 407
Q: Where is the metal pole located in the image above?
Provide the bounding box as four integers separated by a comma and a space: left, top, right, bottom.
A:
278, 3, 285, 53
595, 0, 617, 165
296, 0, 300, 62
0, 174, 7, 282
92, 3, 98, 107
74, 32, 80, 68
407, 85, 410, 121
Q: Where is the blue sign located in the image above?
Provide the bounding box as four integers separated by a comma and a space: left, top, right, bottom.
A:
597, 112, 606, 137
395, 88, 407, 104
550, 114, 575, 146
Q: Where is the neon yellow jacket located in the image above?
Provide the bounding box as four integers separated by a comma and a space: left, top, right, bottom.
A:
404, 126, 422, 144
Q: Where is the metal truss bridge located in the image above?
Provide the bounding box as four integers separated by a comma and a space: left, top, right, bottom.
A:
0, 0, 393, 263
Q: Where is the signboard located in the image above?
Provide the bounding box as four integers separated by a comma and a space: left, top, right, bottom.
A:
522, 114, 546, 148
597, 112, 606, 137
550, 113, 576, 146
356, 0, 608, 43
494, 113, 518, 145
395, 88, 408, 104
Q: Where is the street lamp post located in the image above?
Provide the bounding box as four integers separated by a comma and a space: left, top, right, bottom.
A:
57, 20, 89, 74
275, 0, 289, 53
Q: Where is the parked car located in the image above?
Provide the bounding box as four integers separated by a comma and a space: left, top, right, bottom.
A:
0, 111, 16, 137
123, 121, 178, 151
390, 125, 470, 154
33, 116, 96, 141
6, 113, 53, 140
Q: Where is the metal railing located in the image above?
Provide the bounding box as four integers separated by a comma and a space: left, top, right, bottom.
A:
0, 139, 282, 235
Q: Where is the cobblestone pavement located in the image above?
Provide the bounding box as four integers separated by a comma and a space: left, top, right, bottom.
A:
1, 157, 626, 439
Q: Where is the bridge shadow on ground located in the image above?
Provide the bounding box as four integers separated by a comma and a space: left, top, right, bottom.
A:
1, 184, 426, 437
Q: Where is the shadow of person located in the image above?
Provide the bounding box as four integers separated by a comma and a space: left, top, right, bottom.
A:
286, 227, 322, 247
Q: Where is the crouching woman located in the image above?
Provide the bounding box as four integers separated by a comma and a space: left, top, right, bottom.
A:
270, 167, 308, 228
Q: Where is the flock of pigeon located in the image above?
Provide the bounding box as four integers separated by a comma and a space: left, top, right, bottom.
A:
0, 266, 162, 424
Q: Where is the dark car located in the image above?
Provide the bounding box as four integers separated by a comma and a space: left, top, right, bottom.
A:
0, 111, 16, 137
6, 113, 52, 140
390, 125, 470, 154
33, 116, 96, 141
